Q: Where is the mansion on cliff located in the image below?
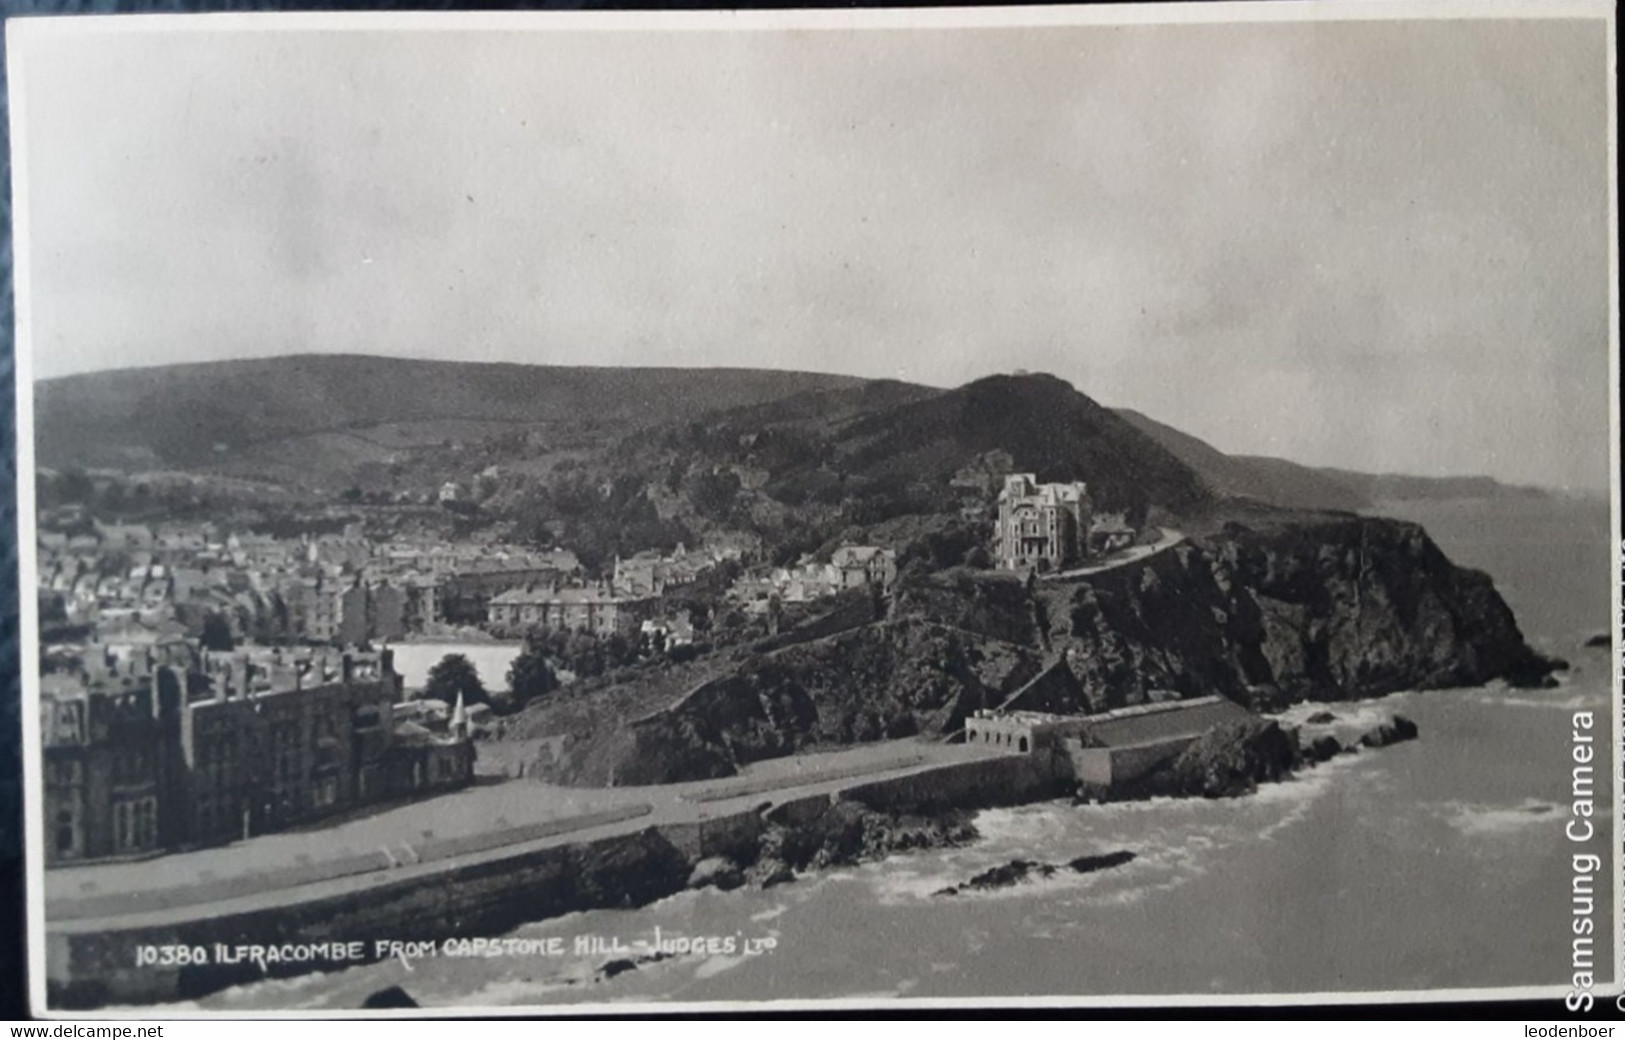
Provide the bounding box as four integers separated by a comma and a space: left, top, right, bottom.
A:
992, 473, 1139, 572
993, 473, 1093, 571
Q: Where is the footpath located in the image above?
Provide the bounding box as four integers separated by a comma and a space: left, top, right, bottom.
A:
1042, 528, 1185, 582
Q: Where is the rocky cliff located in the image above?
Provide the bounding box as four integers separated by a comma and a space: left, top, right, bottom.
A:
548, 513, 1558, 786
1044, 514, 1561, 712
556, 618, 1044, 786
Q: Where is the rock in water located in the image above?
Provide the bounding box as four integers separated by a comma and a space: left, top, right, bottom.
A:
1305, 710, 1339, 724
1506, 652, 1569, 687
362, 985, 419, 1009
1305, 735, 1344, 763
1358, 714, 1420, 748
687, 856, 746, 891
1158, 719, 1300, 799
963, 859, 1056, 891
1584, 632, 1611, 649
1067, 850, 1136, 874
937, 851, 1136, 895
746, 857, 796, 889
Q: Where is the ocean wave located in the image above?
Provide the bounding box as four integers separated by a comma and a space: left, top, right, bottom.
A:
1273, 697, 1412, 736
1440, 798, 1562, 836
1470, 689, 1603, 711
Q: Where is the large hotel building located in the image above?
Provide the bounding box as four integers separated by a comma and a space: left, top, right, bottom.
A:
40, 645, 474, 866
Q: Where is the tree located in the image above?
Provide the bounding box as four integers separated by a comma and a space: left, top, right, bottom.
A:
200, 612, 235, 652
506, 644, 559, 708
424, 653, 488, 706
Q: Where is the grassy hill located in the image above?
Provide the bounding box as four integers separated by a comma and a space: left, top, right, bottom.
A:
624, 372, 1212, 516
36, 355, 1551, 518
34, 354, 869, 477
829, 373, 1212, 517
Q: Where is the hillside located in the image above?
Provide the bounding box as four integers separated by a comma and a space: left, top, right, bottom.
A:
1115, 408, 1551, 511
831, 374, 1213, 516
34, 354, 868, 477
1113, 409, 1367, 512
38, 356, 1554, 514
613, 372, 1214, 542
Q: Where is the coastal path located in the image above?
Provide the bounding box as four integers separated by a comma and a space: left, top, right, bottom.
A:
1041, 527, 1185, 582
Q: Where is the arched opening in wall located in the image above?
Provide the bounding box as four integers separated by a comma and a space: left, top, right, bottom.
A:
1019, 737, 1029, 753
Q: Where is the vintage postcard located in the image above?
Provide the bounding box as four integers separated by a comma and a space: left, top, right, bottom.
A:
6, 2, 1619, 1016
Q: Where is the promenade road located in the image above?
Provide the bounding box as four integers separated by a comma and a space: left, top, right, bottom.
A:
1042, 527, 1185, 582
46, 737, 1012, 934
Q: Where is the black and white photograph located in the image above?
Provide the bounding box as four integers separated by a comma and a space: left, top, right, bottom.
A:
5, 2, 1619, 1015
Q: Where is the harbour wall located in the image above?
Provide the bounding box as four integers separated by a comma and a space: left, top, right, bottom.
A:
47, 752, 1053, 1009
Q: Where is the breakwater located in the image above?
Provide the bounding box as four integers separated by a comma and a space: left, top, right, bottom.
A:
47, 751, 1056, 1009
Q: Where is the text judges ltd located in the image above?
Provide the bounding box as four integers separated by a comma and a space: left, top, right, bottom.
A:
136, 931, 778, 973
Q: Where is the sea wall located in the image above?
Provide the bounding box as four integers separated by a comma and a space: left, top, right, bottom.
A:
46, 756, 1047, 1009
840, 754, 1061, 813
48, 823, 700, 1009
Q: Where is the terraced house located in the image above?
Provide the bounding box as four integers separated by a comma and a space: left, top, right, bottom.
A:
486, 582, 659, 636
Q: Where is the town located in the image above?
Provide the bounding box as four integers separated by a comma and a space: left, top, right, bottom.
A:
38, 465, 1153, 867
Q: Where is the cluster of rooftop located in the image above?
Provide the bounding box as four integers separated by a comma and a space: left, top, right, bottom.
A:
727, 545, 898, 613
36, 516, 579, 647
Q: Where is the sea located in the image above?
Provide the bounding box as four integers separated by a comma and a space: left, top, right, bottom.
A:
387, 642, 527, 694
191, 494, 1618, 1010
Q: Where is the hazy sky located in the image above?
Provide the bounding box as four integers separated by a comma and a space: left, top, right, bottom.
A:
11, 11, 1615, 492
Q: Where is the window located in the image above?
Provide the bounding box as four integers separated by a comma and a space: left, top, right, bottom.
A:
112, 748, 151, 785
113, 797, 156, 852
54, 809, 76, 854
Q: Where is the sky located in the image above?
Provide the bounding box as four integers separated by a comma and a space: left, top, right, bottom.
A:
10, 10, 1615, 493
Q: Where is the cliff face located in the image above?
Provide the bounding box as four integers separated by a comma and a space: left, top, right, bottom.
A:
1049, 515, 1556, 711
553, 618, 1044, 787
562, 515, 1555, 786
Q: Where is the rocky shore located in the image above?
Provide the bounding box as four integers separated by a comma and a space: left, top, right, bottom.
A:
682, 800, 983, 895
690, 709, 1422, 896
933, 850, 1138, 897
